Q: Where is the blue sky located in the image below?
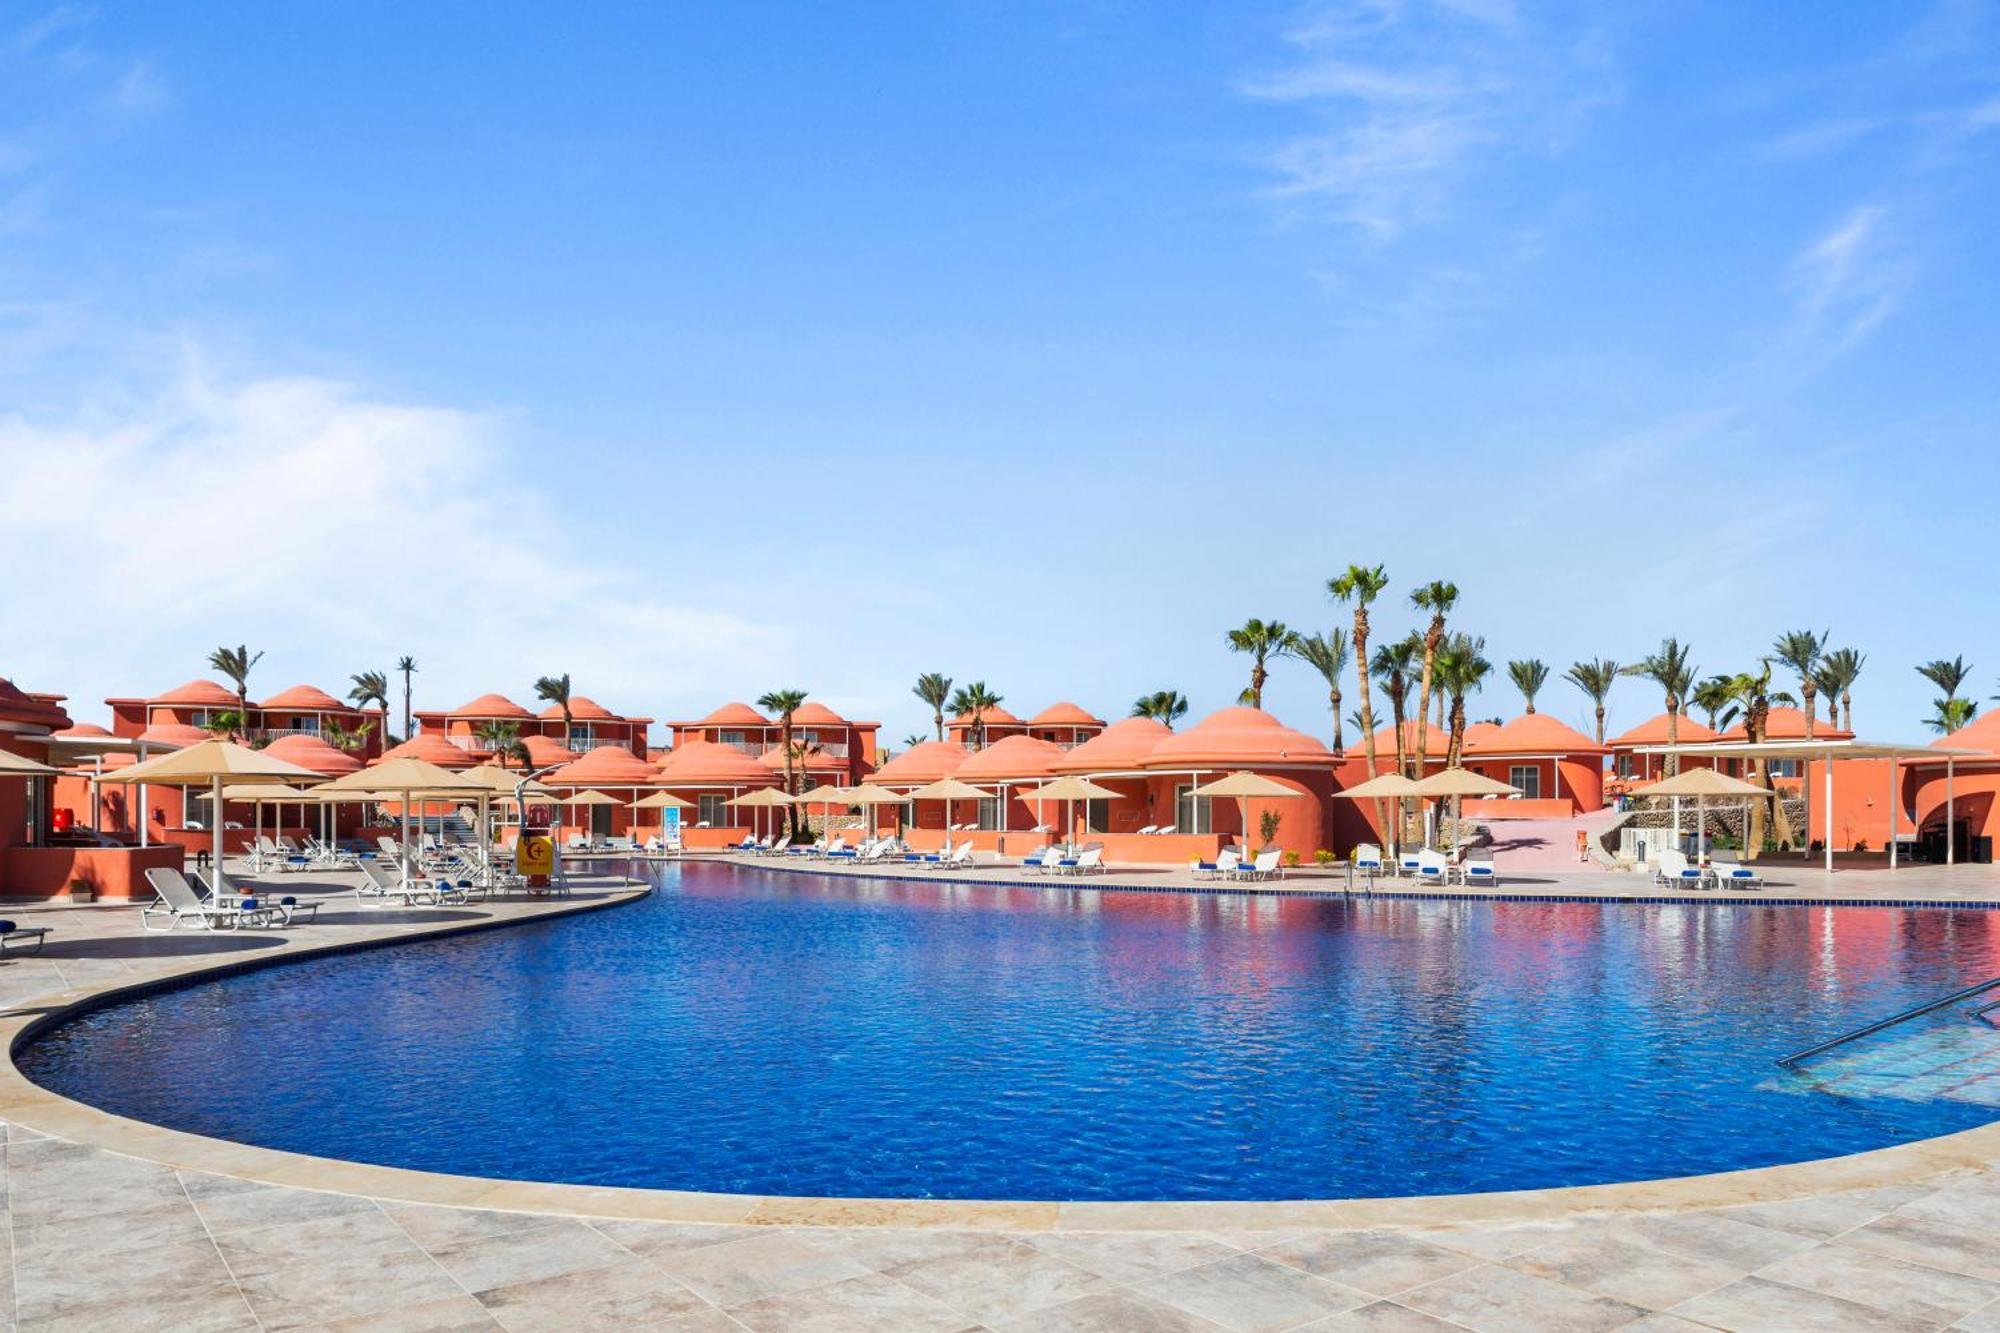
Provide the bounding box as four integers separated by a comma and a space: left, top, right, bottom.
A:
4, 1, 1999, 744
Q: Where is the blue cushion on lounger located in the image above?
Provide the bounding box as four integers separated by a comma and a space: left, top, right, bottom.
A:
239, 897, 258, 909
280, 896, 298, 907
1195, 862, 1217, 872
0, 920, 15, 933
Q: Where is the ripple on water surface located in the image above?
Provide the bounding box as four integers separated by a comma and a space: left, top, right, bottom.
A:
20, 862, 2000, 1201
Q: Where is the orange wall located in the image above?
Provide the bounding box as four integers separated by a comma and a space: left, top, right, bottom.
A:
0, 844, 183, 899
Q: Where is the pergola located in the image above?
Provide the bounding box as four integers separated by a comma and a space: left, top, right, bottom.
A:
1631, 738, 1982, 872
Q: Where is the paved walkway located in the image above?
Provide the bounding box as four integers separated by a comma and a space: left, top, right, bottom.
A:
2, 861, 1999, 1329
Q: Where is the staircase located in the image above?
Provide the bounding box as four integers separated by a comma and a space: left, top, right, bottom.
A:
1769, 1017, 2000, 1107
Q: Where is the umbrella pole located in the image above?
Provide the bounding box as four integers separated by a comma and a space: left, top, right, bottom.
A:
211, 776, 227, 895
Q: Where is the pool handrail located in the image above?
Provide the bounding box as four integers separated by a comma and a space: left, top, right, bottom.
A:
1778, 972, 2000, 1067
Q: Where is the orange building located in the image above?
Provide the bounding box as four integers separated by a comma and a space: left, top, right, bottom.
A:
662, 702, 880, 787
652, 740, 781, 845
106, 678, 387, 755
415, 692, 653, 765
1135, 707, 1339, 860
1461, 713, 1607, 817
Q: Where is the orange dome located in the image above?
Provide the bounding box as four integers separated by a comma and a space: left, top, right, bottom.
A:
1933, 710, 2000, 754
536, 695, 617, 721
260, 684, 348, 712
952, 705, 1023, 728
1049, 717, 1170, 773
1721, 706, 1853, 742
656, 740, 778, 787
544, 744, 659, 786
1462, 720, 1503, 746
137, 722, 210, 748
262, 733, 364, 776
449, 693, 534, 720
871, 740, 970, 785
1467, 713, 1606, 756
1144, 707, 1336, 768
520, 734, 579, 765
1362, 720, 1452, 759
954, 734, 1066, 782
1608, 712, 1720, 747
1029, 701, 1105, 727
52, 723, 112, 738
791, 701, 848, 726
699, 702, 771, 728
151, 678, 239, 707
374, 733, 474, 768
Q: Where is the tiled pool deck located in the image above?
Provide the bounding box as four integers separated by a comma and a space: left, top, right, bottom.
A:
0, 861, 1997, 1330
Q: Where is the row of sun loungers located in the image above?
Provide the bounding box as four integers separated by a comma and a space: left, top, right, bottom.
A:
1653, 849, 1765, 889
141, 867, 319, 930
1348, 845, 1499, 886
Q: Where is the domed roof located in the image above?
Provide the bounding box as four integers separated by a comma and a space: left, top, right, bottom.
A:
791, 702, 848, 726
954, 734, 1066, 782
151, 679, 239, 707
656, 740, 778, 787
699, 702, 771, 727
261, 733, 364, 776
1049, 717, 1170, 773
1362, 720, 1452, 759
1462, 720, 1503, 746
951, 705, 1023, 728
870, 740, 970, 785
1608, 712, 1721, 747
520, 734, 579, 765
260, 684, 348, 712
759, 744, 846, 773
544, 744, 659, 786
449, 693, 534, 720
52, 723, 112, 738
536, 695, 617, 722
1029, 701, 1105, 728
374, 733, 474, 768
1467, 713, 1606, 756
1144, 707, 1336, 768
1933, 710, 2000, 753
1721, 706, 1853, 742
137, 722, 211, 748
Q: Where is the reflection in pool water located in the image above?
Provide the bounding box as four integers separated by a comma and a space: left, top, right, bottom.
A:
20, 861, 2000, 1201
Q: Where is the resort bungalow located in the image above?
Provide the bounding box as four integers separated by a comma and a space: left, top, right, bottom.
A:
105, 678, 386, 756
868, 740, 971, 840
532, 696, 653, 760
652, 740, 780, 847
663, 701, 881, 786
542, 745, 663, 841
945, 705, 1027, 749
1135, 707, 1339, 862
1461, 713, 1608, 817
1046, 716, 1172, 840
1024, 702, 1107, 749
416, 692, 653, 764
1607, 713, 1722, 786
1906, 713, 2000, 864
932, 735, 1067, 851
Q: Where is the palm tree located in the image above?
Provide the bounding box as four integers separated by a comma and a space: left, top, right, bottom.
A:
1719, 661, 1797, 854
1506, 658, 1548, 714
1562, 659, 1619, 744
912, 673, 953, 742
947, 682, 1003, 750
1330, 564, 1391, 839
901, 733, 925, 750
1926, 697, 1979, 735
323, 717, 374, 753
206, 645, 264, 741
1771, 630, 1829, 739
1919, 657, 1974, 706
756, 689, 810, 835
1438, 634, 1492, 766
1132, 690, 1190, 730
348, 669, 390, 736
1691, 674, 1738, 732
1408, 581, 1458, 769
475, 720, 530, 769
1372, 633, 1423, 779
1282, 629, 1351, 754
395, 656, 418, 742
1621, 638, 1696, 775
1225, 618, 1295, 709
1815, 648, 1865, 732
534, 673, 574, 747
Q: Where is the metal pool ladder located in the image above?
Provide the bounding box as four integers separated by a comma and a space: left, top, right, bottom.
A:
1778, 974, 2000, 1067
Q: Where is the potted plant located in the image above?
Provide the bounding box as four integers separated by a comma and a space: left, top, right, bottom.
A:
68, 876, 96, 904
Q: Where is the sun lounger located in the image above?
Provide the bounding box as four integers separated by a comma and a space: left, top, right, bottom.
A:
1353, 843, 1384, 876
1710, 860, 1764, 889
142, 868, 275, 931
1416, 849, 1449, 884
1136, 825, 1159, 836
359, 858, 443, 906
1232, 849, 1281, 882
1156, 825, 1177, 836
1397, 851, 1422, 878
1458, 858, 1497, 887
0, 920, 50, 954
1654, 849, 1707, 889
1027, 847, 1063, 874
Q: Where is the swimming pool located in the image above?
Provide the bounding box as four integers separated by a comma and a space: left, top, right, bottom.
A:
19, 861, 2000, 1202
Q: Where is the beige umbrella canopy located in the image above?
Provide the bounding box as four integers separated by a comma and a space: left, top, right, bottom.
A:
843, 784, 914, 805
98, 740, 327, 893
219, 782, 320, 801
726, 786, 799, 840
1632, 769, 1772, 798
1410, 769, 1519, 798
561, 790, 624, 807
319, 757, 483, 793
1336, 772, 1424, 799
0, 749, 58, 776
906, 778, 992, 802
1189, 771, 1301, 852
634, 791, 698, 809
457, 764, 555, 796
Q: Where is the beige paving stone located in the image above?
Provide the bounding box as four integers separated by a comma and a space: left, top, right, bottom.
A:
424, 1219, 637, 1295
1501, 1222, 1754, 1310
653, 1228, 876, 1308
885, 1235, 1113, 1324
1395, 1264, 1646, 1333
804, 1223, 1023, 1274
1293, 1302, 1470, 1331
17, 1276, 260, 1333
473, 1256, 711, 1331
1671, 1273, 1933, 1332
589, 1217, 760, 1260
1951, 1295, 2000, 1331
1717, 1184, 1935, 1239
10, 1196, 212, 1265
1136, 1253, 1371, 1333
215, 1204, 418, 1277
15, 1236, 236, 1323
992, 1286, 1234, 1332
650, 1311, 751, 1333
190, 1180, 381, 1235
287, 1293, 500, 1331
235, 1247, 472, 1331
1753, 1242, 2000, 1325
386, 1202, 564, 1250
1026, 1229, 1243, 1283
1257, 1230, 1482, 1297
1615, 1211, 1820, 1269
728, 1270, 978, 1332
1836, 1213, 2000, 1282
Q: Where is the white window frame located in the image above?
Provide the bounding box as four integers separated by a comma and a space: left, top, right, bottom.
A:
1508, 764, 1542, 800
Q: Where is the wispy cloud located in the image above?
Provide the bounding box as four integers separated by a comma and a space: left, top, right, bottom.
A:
1785, 204, 1911, 359
1240, 0, 1617, 240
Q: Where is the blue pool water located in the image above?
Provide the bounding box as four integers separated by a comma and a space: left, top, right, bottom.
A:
20, 862, 2000, 1201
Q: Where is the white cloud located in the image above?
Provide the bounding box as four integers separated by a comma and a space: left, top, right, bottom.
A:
1785, 204, 1910, 358
0, 352, 791, 733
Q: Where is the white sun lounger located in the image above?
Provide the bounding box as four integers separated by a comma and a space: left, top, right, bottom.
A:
142, 868, 274, 931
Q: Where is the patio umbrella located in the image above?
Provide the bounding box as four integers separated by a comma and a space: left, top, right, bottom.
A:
1335, 771, 1424, 856
318, 759, 485, 890
841, 784, 914, 839
559, 789, 623, 841
0, 749, 57, 776
904, 777, 991, 838
1408, 768, 1519, 849
726, 787, 792, 839
792, 787, 857, 844
1632, 768, 1774, 864
98, 740, 325, 894
221, 781, 322, 865
1188, 771, 1298, 852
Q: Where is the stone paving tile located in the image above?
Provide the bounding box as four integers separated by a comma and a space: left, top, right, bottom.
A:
214, 1203, 416, 1277
15, 1235, 238, 1324
1753, 1242, 2000, 1326
992, 1286, 1234, 1332
1026, 1230, 1244, 1284
589, 1217, 758, 1261
651, 1228, 876, 1308
234, 1247, 472, 1331
728, 1270, 979, 1332
289, 1294, 502, 1331
423, 1219, 637, 1295
803, 1223, 1018, 1275
17, 1278, 261, 1333
1293, 1302, 1471, 1331
1953, 1296, 2000, 1331
1135, 1253, 1371, 1332
386, 1202, 561, 1250
190, 1179, 382, 1235
1257, 1229, 1483, 1297
473, 1255, 713, 1331
1500, 1221, 1753, 1310
650, 1311, 751, 1333
884, 1236, 1113, 1325
1671, 1273, 1934, 1332
1836, 1213, 2000, 1283
1395, 1264, 1646, 1333
1717, 1183, 1935, 1239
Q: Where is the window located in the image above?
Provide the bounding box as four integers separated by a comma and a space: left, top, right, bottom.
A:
185, 790, 213, 829
1508, 765, 1542, 799
1084, 798, 1110, 834
697, 794, 728, 826
1175, 785, 1213, 835
1767, 759, 1801, 779
293, 715, 319, 735
976, 798, 1001, 831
